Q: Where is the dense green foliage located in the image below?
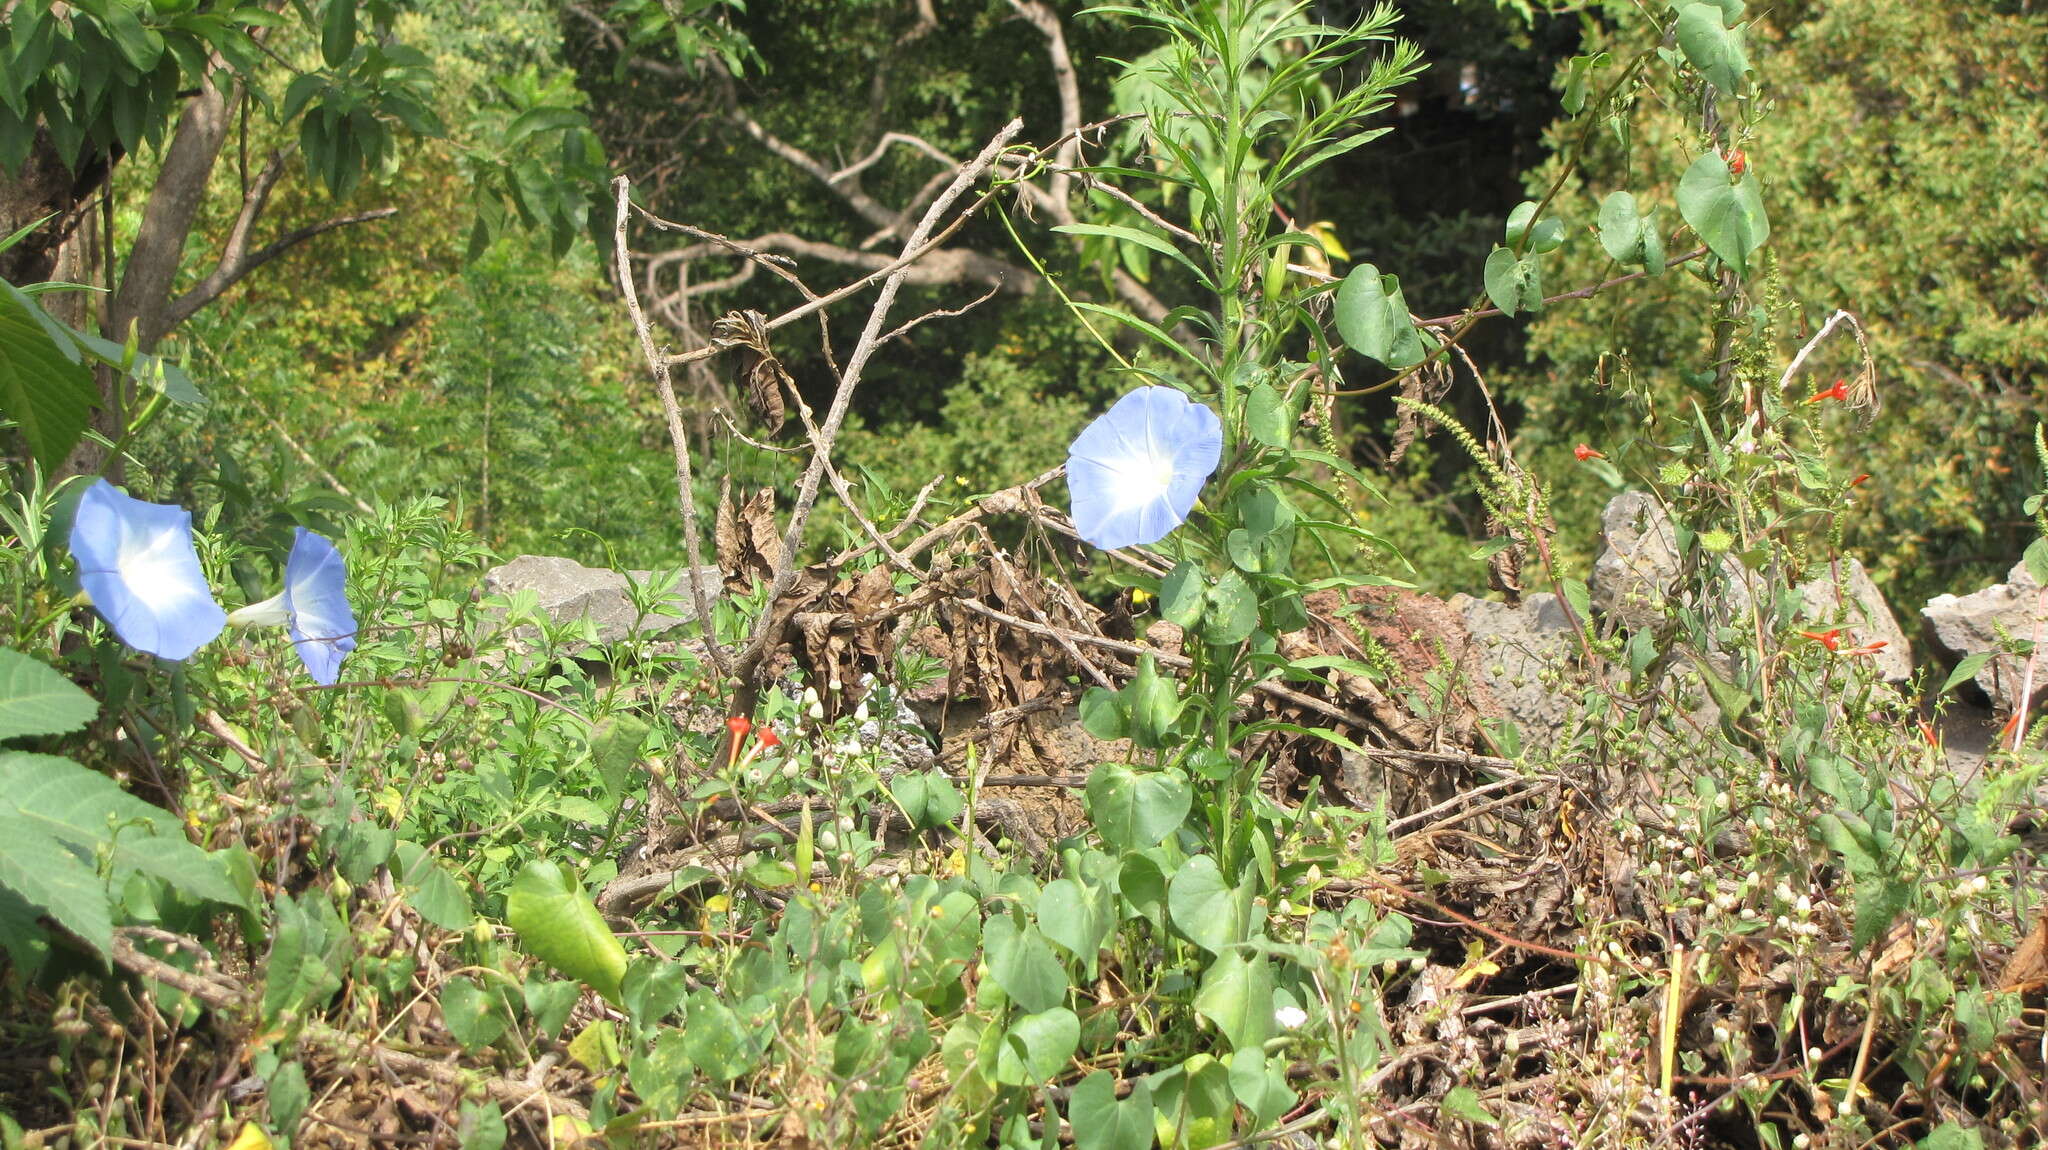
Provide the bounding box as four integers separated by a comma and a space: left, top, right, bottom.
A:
4, 1, 2048, 1148
1511, 0, 2048, 603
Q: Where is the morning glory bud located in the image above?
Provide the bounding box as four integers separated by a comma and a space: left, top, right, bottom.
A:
227, 527, 357, 685
67, 479, 226, 661
1065, 386, 1222, 550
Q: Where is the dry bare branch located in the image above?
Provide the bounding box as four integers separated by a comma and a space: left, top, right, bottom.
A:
614, 176, 730, 679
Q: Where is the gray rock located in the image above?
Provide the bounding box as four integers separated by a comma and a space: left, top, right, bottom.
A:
1590, 492, 1911, 682
1451, 592, 1576, 733
1590, 491, 1685, 631
1923, 559, 2048, 709
481, 555, 722, 651
1796, 556, 1912, 683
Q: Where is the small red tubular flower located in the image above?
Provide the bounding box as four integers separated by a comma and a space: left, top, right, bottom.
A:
755, 728, 782, 749
1574, 443, 1605, 462
1849, 473, 1872, 488
1806, 379, 1850, 405
1842, 639, 1889, 657
1727, 149, 1748, 176
725, 715, 753, 766
1798, 629, 1843, 651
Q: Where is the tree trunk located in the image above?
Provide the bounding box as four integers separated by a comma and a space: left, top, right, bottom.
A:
56, 79, 235, 479
0, 131, 112, 329
108, 80, 233, 353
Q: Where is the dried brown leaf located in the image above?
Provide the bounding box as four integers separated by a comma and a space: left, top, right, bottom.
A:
711, 309, 791, 432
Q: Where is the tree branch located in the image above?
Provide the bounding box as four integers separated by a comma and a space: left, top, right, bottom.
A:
614, 178, 729, 680
109, 77, 235, 351
1006, 0, 1081, 206
734, 121, 1027, 681
162, 205, 398, 331
645, 230, 1025, 297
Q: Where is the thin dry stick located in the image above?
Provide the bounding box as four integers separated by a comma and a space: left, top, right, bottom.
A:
654, 113, 1155, 372
949, 594, 1517, 772
1776, 308, 1869, 393
1385, 775, 1549, 835
735, 121, 1027, 678
614, 176, 728, 679
2010, 584, 2046, 750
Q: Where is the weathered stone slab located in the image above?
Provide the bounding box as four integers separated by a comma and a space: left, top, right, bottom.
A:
481, 555, 722, 651
1923, 560, 2048, 709
1589, 492, 1910, 681
1589, 491, 1686, 632
1797, 556, 1912, 683
1451, 591, 1575, 734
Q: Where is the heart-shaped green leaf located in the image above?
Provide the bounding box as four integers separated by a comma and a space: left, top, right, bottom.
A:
506, 860, 626, 1003
1678, 151, 1768, 277
984, 914, 1069, 1014
994, 1007, 1079, 1085
1334, 263, 1426, 367
1676, 3, 1750, 94
1483, 246, 1544, 317
1085, 764, 1191, 851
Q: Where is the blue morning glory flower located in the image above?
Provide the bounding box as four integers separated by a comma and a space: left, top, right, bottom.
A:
227, 528, 357, 685
68, 479, 227, 662
1066, 385, 1223, 550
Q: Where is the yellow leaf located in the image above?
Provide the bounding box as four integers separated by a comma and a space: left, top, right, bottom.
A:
1306, 220, 1350, 261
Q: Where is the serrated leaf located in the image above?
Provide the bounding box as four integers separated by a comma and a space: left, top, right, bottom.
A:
0, 281, 97, 476
506, 859, 626, 1003
0, 809, 110, 957
73, 332, 205, 405
0, 648, 97, 741
0, 752, 242, 908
